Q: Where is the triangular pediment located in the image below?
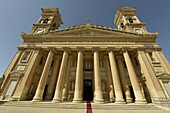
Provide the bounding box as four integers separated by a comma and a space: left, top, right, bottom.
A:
45, 26, 136, 37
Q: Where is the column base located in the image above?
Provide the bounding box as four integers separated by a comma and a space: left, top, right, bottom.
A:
115, 99, 126, 104
52, 98, 62, 103
11, 96, 20, 101
32, 97, 43, 102
94, 99, 105, 104
62, 97, 67, 101
126, 98, 133, 103
72, 98, 82, 103
135, 99, 147, 104
109, 98, 115, 102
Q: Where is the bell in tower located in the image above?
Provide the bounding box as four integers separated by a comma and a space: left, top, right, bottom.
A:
32, 8, 63, 34
113, 7, 148, 33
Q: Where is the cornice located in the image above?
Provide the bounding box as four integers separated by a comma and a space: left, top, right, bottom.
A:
20, 24, 158, 38
21, 35, 157, 42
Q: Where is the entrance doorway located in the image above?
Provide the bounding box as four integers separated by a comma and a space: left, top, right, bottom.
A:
83, 80, 93, 101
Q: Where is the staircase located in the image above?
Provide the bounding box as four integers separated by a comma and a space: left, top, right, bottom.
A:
0, 101, 161, 110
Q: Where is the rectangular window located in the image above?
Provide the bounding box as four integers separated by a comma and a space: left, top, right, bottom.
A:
16, 65, 26, 71
84, 61, 93, 71
21, 51, 32, 63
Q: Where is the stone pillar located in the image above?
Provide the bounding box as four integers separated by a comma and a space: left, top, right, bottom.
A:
52, 49, 69, 102
117, 56, 132, 103
32, 49, 54, 102
93, 48, 104, 104
105, 57, 115, 102
137, 50, 160, 99
108, 49, 125, 104
61, 56, 71, 101
73, 48, 84, 103
45, 56, 61, 100
122, 49, 146, 104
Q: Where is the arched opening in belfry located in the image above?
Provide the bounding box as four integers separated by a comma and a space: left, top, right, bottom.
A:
129, 18, 133, 23
43, 18, 49, 23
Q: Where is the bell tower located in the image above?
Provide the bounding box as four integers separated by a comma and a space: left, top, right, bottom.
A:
32, 8, 63, 34
114, 7, 148, 33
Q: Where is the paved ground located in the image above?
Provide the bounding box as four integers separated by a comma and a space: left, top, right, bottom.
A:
0, 105, 170, 113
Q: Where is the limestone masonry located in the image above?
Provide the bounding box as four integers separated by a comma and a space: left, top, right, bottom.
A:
0, 7, 170, 104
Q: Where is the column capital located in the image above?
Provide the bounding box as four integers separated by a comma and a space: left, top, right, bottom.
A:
77, 47, 84, 53
92, 47, 100, 53
63, 47, 71, 53
121, 47, 130, 53
48, 47, 57, 54
106, 47, 115, 53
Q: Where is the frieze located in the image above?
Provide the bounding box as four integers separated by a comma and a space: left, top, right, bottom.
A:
57, 31, 116, 36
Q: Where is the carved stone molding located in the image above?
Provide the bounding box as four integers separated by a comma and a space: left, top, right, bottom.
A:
9, 71, 24, 79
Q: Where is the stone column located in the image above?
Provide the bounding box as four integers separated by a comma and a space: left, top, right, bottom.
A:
45, 56, 61, 100
137, 50, 160, 99
61, 56, 71, 101
108, 49, 125, 104
52, 49, 69, 102
116, 56, 132, 103
32, 49, 54, 102
106, 57, 115, 102
122, 49, 146, 104
93, 48, 104, 104
73, 48, 84, 103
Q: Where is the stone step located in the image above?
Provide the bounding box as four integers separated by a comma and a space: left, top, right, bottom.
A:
0, 101, 161, 110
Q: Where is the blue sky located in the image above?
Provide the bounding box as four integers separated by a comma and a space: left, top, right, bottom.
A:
0, 0, 170, 76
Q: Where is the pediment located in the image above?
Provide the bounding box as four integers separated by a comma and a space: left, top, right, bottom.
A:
46, 28, 135, 37
9, 71, 23, 79
157, 73, 170, 79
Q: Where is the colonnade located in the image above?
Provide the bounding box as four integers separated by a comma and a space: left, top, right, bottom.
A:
30, 47, 166, 104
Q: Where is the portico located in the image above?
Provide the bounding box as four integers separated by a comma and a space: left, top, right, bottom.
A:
0, 7, 170, 105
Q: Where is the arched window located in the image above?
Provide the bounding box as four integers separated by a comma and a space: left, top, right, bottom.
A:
43, 18, 49, 23
129, 18, 133, 23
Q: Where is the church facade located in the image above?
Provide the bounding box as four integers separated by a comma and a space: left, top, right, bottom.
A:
0, 7, 170, 104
